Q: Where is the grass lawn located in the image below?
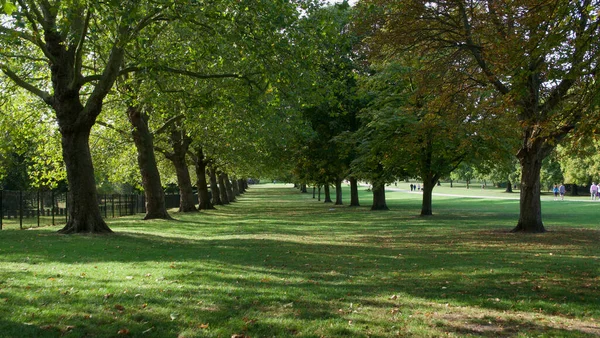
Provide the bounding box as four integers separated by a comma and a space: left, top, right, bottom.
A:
0, 183, 599, 337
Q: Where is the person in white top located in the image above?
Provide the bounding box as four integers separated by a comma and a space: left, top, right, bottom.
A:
591, 183, 598, 200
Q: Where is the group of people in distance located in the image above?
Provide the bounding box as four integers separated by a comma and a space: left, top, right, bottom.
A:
589, 182, 600, 200
552, 183, 567, 201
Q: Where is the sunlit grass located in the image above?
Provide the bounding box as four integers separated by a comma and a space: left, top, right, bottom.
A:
0, 183, 598, 337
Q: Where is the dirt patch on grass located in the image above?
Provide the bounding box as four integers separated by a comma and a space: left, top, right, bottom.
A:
432, 305, 600, 337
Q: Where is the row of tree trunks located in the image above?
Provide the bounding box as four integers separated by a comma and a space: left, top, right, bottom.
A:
127, 108, 245, 216
310, 177, 361, 207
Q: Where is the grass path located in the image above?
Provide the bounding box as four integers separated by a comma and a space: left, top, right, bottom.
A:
0, 184, 599, 337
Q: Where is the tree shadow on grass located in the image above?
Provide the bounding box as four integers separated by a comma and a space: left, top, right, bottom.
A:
2, 185, 599, 336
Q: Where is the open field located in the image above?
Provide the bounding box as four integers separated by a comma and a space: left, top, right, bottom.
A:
0, 184, 599, 337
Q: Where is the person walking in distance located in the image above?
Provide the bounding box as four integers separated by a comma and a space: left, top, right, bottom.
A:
553, 184, 559, 201
591, 182, 598, 200
559, 183, 566, 201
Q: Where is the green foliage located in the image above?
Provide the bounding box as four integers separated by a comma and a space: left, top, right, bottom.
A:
0, 90, 65, 189
0, 1, 15, 15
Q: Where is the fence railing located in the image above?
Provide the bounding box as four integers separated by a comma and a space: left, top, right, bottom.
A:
0, 190, 145, 230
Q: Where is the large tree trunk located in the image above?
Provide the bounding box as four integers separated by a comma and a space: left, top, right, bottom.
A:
371, 182, 389, 211
421, 175, 435, 216
192, 147, 214, 210
232, 176, 240, 197
349, 177, 360, 207
505, 180, 513, 193
47, 18, 127, 234
128, 106, 171, 220
224, 173, 236, 202
323, 184, 333, 203
512, 145, 547, 233
209, 166, 222, 205
218, 172, 230, 204
237, 179, 246, 194
58, 128, 112, 234
164, 130, 197, 212
569, 184, 578, 196
334, 178, 343, 205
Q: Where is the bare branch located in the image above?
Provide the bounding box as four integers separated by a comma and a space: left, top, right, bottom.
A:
0, 64, 53, 105
71, 7, 92, 90
95, 120, 131, 139
154, 114, 186, 135
457, 1, 510, 95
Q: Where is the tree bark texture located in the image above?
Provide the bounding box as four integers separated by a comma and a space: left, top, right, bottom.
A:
58, 128, 112, 234
209, 166, 222, 205
47, 12, 127, 233
421, 175, 434, 216
165, 129, 197, 212
128, 106, 171, 220
224, 173, 236, 202
323, 184, 333, 203
371, 182, 389, 211
218, 172, 230, 204
505, 180, 513, 193
349, 177, 360, 207
237, 179, 246, 194
232, 176, 240, 197
335, 178, 343, 205
192, 147, 214, 210
513, 144, 547, 233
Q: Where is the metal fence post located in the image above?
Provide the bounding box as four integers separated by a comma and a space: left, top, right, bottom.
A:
37, 190, 40, 228
19, 190, 23, 230
51, 190, 55, 226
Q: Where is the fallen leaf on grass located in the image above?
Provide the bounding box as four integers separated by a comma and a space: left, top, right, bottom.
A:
231, 334, 248, 338
61, 326, 75, 333
114, 304, 125, 312
199, 323, 209, 329
117, 328, 130, 335
242, 317, 257, 324
389, 294, 397, 300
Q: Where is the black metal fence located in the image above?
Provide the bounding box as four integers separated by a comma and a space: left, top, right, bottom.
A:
0, 190, 145, 230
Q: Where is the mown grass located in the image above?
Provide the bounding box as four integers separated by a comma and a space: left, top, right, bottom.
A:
0, 183, 598, 337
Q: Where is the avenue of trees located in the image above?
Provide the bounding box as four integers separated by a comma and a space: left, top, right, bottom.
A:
1, 0, 599, 234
